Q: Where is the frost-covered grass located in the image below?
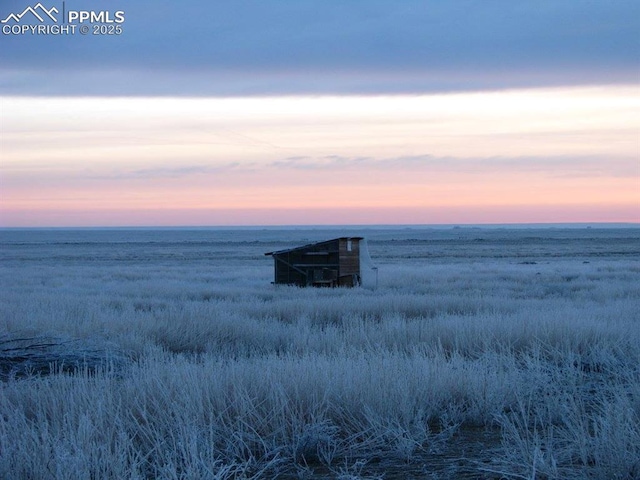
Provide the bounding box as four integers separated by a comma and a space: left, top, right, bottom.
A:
1, 227, 639, 479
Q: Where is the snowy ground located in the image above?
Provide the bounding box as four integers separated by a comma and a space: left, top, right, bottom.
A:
1, 226, 639, 479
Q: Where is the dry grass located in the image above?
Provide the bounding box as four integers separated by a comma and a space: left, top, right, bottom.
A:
1, 227, 639, 479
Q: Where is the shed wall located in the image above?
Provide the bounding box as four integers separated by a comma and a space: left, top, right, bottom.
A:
269, 237, 362, 287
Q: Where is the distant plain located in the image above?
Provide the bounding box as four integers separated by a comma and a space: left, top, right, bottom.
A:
1, 225, 639, 479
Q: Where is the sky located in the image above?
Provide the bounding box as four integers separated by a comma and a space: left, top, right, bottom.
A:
0, 0, 639, 226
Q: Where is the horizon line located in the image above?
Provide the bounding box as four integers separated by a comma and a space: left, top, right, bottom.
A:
1, 222, 639, 231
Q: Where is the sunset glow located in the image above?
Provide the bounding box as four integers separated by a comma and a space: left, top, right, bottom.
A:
1, 86, 638, 226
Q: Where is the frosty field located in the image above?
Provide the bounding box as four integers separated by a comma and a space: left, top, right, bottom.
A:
1, 226, 639, 479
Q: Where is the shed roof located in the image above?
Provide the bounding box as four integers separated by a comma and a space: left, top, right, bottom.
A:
264, 237, 364, 256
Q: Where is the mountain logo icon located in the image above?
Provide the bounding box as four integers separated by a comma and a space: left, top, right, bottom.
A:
1, 3, 59, 23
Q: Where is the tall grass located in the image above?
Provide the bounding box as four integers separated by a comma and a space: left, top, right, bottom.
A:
1, 228, 639, 479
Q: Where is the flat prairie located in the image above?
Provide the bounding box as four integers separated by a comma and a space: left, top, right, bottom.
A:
1, 226, 639, 479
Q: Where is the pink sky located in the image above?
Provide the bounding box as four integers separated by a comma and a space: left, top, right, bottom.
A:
1, 87, 638, 226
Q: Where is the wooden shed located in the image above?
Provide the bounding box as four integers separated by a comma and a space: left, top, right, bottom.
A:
265, 237, 364, 287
